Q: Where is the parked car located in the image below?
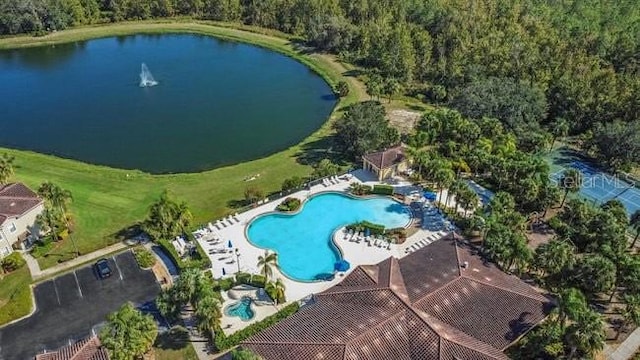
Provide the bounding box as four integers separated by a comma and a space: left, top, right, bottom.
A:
95, 259, 112, 279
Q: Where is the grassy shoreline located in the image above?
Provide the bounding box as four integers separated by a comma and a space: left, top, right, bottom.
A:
0, 21, 367, 270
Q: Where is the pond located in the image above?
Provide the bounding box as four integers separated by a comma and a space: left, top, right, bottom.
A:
0, 34, 336, 173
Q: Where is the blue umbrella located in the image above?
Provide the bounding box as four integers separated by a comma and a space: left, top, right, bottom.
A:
222, 267, 226, 276
227, 240, 233, 248
424, 191, 437, 201
365, 228, 370, 237
334, 260, 351, 272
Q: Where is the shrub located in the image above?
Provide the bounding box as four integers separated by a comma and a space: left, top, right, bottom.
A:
346, 221, 385, 235
281, 176, 305, 192
30, 240, 54, 259
335, 81, 349, 97
133, 247, 156, 269
235, 272, 267, 288
156, 238, 184, 269
214, 302, 299, 351
348, 183, 371, 196
371, 184, 394, 195
219, 277, 235, 291
1, 252, 26, 272
385, 227, 407, 243
276, 197, 301, 212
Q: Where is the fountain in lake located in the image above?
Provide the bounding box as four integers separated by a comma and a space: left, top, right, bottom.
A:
139, 63, 158, 87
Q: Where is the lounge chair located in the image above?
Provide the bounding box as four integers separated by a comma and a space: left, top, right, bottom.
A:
233, 213, 240, 222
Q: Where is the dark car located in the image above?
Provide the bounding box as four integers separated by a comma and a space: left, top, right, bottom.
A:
95, 259, 112, 279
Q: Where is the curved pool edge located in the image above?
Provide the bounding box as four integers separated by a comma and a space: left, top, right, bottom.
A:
243, 190, 413, 283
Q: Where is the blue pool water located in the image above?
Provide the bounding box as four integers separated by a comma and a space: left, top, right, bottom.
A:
224, 296, 254, 321
247, 192, 411, 281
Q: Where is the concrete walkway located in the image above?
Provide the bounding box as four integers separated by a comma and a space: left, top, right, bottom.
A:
23, 242, 129, 280
606, 327, 640, 360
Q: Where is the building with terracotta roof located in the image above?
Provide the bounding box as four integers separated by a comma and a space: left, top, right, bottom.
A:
242, 236, 552, 359
0, 183, 44, 258
35, 335, 109, 360
362, 145, 408, 181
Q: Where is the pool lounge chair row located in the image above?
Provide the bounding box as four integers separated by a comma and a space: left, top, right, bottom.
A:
212, 214, 241, 230
322, 175, 345, 187
404, 230, 447, 254
342, 229, 392, 250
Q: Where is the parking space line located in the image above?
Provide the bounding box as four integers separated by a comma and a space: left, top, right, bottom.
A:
52, 279, 61, 306
112, 256, 124, 280
73, 271, 83, 298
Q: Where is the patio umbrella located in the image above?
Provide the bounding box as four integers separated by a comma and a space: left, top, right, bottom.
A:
365, 228, 370, 237
424, 191, 437, 201
334, 260, 351, 272
222, 267, 226, 276
227, 240, 233, 248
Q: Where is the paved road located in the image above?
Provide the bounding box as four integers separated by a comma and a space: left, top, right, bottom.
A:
0, 251, 159, 360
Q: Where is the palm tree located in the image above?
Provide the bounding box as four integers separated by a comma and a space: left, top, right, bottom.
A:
433, 167, 455, 205
554, 288, 587, 328
618, 294, 640, 339
194, 295, 222, 339
156, 287, 181, 322
559, 169, 582, 208
257, 251, 277, 281
143, 190, 193, 241
630, 210, 640, 248
266, 278, 286, 305
37, 182, 77, 254
37, 182, 73, 214
549, 117, 569, 151
0, 153, 15, 185
457, 186, 479, 217
565, 309, 605, 360
533, 239, 575, 279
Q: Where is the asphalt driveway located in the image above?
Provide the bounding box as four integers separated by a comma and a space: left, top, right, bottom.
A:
0, 251, 160, 360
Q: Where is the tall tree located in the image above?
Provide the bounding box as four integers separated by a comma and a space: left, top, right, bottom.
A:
143, 190, 192, 241
554, 288, 588, 329
0, 153, 14, 185
257, 251, 277, 281
549, 117, 569, 151
312, 159, 339, 178
571, 254, 616, 297
265, 278, 286, 305
565, 309, 606, 360
37, 182, 73, 214
332, 101, 399, 160
559, 169, 582, 208
99, 303, 157, 360
630, 210, 640, 248
533, 239, 575, 280
194, 294, 222, 339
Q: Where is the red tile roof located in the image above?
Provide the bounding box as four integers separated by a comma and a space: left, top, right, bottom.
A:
243, 236, 551, 359
0, 183, 42, 226
362, 145, 406, 170
35, 336, 109, 360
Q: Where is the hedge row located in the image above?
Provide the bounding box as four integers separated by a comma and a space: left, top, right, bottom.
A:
215, 272, 267, 292
346, 221, 386, 235
371, 184, 394, 195
214, 302, 300, 351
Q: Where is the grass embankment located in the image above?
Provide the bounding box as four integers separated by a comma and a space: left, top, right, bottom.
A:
0, 22, 367, 270
0, 267, 32, 326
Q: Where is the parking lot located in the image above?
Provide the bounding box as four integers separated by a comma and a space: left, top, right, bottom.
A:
0, 251, 160, 360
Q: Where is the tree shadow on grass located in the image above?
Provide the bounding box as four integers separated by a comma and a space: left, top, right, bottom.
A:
227, 199, 248, 209
154, 326, 191, 351
112, 223, 143, 241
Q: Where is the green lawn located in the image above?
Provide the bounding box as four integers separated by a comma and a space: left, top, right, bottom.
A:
0, 21, 366, 269
153, 327, 199, 360
0, 267, 33, 326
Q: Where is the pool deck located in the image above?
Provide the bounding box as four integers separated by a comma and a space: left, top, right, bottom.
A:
196, 170, 451, 333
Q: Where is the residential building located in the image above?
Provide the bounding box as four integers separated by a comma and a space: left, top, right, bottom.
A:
35, 335, 109, 360
0, 183, 44, 258
242, 236, 552, 359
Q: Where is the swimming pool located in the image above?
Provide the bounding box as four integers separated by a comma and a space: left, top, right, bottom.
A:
246, 192, 411, 281
224, 296, 255, 321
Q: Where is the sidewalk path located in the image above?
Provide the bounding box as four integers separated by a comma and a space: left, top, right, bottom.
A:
606, 327, 640, 360
23, 242, 129, 280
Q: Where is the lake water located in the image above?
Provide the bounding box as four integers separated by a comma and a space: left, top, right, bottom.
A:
0, 34, 336, 173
